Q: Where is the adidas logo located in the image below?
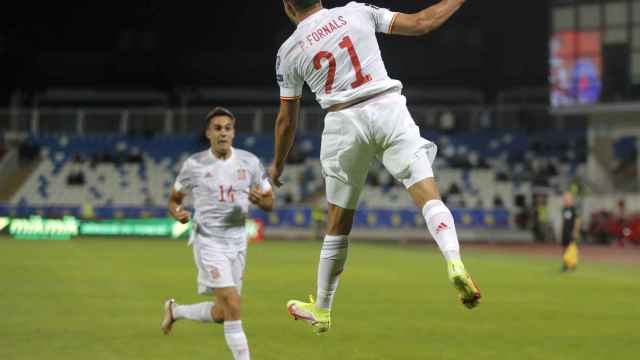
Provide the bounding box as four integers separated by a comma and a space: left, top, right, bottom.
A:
436, 222, 449, 234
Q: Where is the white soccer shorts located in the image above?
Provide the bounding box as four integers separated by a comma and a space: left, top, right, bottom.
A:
320, 91, 437, 209
192, 238, 246, 295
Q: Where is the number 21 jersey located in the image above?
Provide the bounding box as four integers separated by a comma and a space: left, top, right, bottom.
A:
276, 2, 402, 109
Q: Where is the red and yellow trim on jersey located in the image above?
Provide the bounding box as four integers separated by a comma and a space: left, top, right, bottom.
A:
280, 95, 302, 101
388, 12, 399, 34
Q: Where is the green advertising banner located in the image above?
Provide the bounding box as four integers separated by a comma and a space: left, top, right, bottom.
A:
5, 216, 79, 240
81, 218, 183, 238
0, 217, 263, 241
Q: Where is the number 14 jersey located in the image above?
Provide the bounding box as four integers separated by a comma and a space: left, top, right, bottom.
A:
276, 2, 402, 109
174, 148, 271, 248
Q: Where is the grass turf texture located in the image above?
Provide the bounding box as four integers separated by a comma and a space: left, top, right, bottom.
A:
1, 237, 638, 360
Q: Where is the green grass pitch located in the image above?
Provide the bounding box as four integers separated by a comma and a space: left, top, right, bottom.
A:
1, 236, 639, 359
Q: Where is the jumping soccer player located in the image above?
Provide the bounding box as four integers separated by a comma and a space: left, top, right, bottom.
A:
162, 107, 274, 360
268, 0, 480, 334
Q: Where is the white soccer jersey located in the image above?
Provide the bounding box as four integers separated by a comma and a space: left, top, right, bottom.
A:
276, 2, 402, 109
174, 147, 271, 251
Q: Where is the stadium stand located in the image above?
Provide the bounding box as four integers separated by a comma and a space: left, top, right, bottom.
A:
8, 129, 587, 220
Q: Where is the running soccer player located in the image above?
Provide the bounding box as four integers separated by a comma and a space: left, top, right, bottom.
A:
268, 0, 480, 333
161, 107, 274, 360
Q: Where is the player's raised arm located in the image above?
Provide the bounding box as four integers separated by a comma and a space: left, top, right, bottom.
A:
390, 0, 466, 36
268, 98, 300, 187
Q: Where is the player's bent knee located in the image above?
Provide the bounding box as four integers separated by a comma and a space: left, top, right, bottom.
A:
327, 204, 355, 235
400, 148, 437, 189
223, 301, 242, 321
407, 177, 442, 209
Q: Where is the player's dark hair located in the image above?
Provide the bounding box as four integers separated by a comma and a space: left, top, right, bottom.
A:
205, 106, 236, 127
289, 0, 320, 11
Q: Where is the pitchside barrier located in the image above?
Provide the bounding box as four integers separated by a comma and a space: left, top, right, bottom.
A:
0, 204, 509, 230
0, 215, 264, 242
0, 204, 513, 242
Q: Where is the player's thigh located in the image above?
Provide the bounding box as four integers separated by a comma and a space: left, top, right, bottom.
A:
213, 286, 242, 319
373, 95, 437, 188
321, 110, 374, 209
231, 250, 246, 296
193, 242, 237, 294
192, 241, 214, 295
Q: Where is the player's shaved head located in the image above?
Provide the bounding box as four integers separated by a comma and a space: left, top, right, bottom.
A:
205, 106, 236, 127
283, 0, 323, 24
287, 0, 321, 11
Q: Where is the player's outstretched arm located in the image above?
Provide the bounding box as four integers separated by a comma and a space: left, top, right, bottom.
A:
391, 0, 466, 36
268, 98, 300, 187
168, 187, 191, 224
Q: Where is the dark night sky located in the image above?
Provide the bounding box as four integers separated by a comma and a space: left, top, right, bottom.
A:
1, 0, 550, 105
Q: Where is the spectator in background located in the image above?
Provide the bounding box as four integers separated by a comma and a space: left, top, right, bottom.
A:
67, 171, 85, 186
532, 194, 553, 242
311, 194, 326, 241
561, 191, 581, 271
126, 148, 144, 163
448, 182, 461, 195
72, 153, 84, 163
0, 142, 7, 160
18, 138, 40, 162
445, 182, 465, 208
440, 110, 456, 134
67, 159, 86, 186
81, 202, 96, 219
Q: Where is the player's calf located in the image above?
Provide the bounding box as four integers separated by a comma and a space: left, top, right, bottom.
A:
162, 299, 219, 334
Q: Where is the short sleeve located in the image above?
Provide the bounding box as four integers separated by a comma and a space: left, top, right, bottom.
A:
350, 2, 398, 34
174, 160, 196, 195
276, 47, 304, 100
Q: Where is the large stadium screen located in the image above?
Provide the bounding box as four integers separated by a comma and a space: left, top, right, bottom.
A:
550, 31, 602, 107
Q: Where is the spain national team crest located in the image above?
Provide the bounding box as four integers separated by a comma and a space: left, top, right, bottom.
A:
210, 266, 221, 280
237, 169, 248, 181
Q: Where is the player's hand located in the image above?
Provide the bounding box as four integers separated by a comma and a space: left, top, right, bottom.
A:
268, 163, 284, 187
247, 186, 264, 205
174, 206, 191, 224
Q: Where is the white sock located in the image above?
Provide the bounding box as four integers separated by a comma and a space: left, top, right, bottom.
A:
224, 320, 250, 360
172, 302, 214, 322
422, 200, 462, 262
316, 234, 349, 310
